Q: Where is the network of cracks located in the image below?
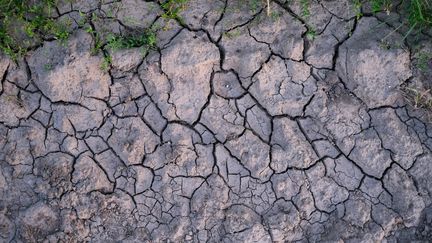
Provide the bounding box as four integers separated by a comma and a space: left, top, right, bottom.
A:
0, 0, 432, 242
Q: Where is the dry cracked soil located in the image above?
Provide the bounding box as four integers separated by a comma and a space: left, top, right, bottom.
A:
1, 0, 432, 242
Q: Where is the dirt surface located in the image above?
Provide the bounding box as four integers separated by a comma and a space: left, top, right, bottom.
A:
1, 0, 432, 242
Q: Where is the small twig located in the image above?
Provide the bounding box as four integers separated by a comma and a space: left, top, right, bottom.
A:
267, 0, 270, 16
380, 22, 404, 42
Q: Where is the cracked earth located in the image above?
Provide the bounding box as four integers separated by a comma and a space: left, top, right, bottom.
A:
1, 0, 432, 242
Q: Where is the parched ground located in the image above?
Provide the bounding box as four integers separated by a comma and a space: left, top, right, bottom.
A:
1, 0, 432, 242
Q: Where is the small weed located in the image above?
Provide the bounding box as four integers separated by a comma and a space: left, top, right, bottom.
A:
352, 0, 432, 44
105, 31, 157, 51
43, 63, 54, 71
403, 87, 432, 110
367, 0, 431, 33
161, 0, 188, 22
306, 28, 316, 41
416, 52, 432, 72
353, 0, 363, 19
379, 39, 390, 49
224, 29, 242, 39
248, 0, 261, 14
123, 16, 140, 26
91, 34, 104, 55
408, 0, 432, 31
300, 0, 310, 18
270, 11, 282, 21
370, 0, 392, 13
100, 55, 112, 72
77, 11, 87, 27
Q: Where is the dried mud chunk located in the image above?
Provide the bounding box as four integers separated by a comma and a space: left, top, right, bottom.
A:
161, 30, 219, 123
246, 105, 271, 142
324, 157, 363, 190
210, 0, 263, 39
224, 204, 261, 233
224, 204, 271, 242
383, 165, 425, 227
263, 199, 302, 242
28, 30, 110, 103
225, 130, 272, 181
213, 71, 245, 99
72, 154, 113, 193
249, 56, 313, 117
0, 81, 40, 127
271, 117, 318, 171
287, 0, 332, 33
370, 108, 422, 169
115, 0, 160, 29
110, 48, 146, 72
321, 0, 358, 20
221, 26, 270, 79
190, 175, 229, 242
52, 100, 108, 134
200, 95, 244, 142
409, 154, 432, 200
0, 54, 9, 93
34, 152, 74, 198
348, 128, 392, 178
271, 170, 305, 200
87, 191, 137, 242
180, 0, 225, 30
19, 203, 59, 242
250, 3, 305, 60
336, 17, 412, 108
306, 18, 354, 69
343, 196, 372, 227
108, 117, 159, 165
307, 163, 349, 212
139, 53, 177, 121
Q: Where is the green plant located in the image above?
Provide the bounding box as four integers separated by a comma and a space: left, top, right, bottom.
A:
353, 0, 363, 19
270, 11, 282, 21
161, 0, 188, 21
306, 28, 316, 41
43, 63, 54, 71
416, 52, 432, 72
100, 55, 112, 72
407, 0, 432, 32
403, 87, 432, 109
300, 0, 310, 18
370, 0, 392, 13
367, 0, 431, 33
105, 31, 157, 51
0, 0, 71, 59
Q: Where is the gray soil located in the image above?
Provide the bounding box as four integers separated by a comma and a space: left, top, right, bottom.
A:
1, 0, 432, 242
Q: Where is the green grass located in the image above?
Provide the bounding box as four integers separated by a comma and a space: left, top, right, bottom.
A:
370, 0, 392, 13
300, 0, 311, 18
305, 28, 316, 41
94, 31, 156, 71
403, 86, 432, 111
0, 0, 70, 59
106, 31, 157, 51
368, 0, 431, 33
407, 0, 432, 30
416, 51, 432, 72
0, 0, 159, 60
161, 0, 188, 22
0, 0, 430, 60
100, 55, 112, 72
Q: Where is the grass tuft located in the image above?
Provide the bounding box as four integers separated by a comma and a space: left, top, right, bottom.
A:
0, 0, 71, 59
161, 0, 188, 22
106, 31, 157, 51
